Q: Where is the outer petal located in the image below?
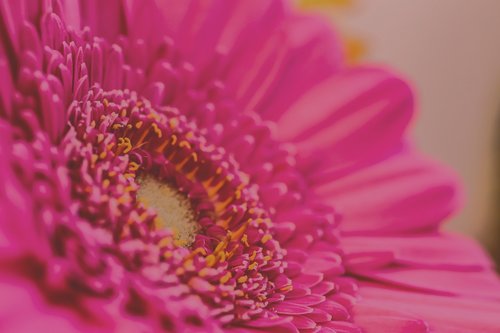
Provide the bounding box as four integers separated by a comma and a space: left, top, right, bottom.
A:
154, 0, 288, 67
243, 14, 343, 119
316, 152, 460, 234
278, 67, 414, 186
355, 284, 500, 333
0, 280, 83, 333
353, 266, 500, 299
343, 233, 493, 270
156, 0, 342, 117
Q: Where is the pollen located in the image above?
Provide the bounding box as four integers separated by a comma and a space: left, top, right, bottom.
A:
137, 175, 199, 246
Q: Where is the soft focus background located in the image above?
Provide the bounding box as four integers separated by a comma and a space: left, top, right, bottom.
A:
302, 0, 500, 264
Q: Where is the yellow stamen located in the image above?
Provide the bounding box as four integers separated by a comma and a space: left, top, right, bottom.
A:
219, 272, 232, 284
261, 234, 272, 244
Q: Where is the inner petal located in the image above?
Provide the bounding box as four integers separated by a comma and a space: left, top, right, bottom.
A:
137, 175, 198, 246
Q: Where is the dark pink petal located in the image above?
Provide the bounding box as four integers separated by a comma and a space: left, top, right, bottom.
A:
285, 285, 311, 299
293, 273, 324, 288
291, 315, 317, 330
0, 56, 14, 117
273, 222, 296, 243
288, 294, 325, 306
70, 0, 126, 40
275, 302, 314, 316
310, 281, 335, 296
317, 300, 350, 321
243, 316, 293, 328
321, 320, 363, 333
0, 282, 83, 333
236, 321, 299, 333
305, 308, 331, 323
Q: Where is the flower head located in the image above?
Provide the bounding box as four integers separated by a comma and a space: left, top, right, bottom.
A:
0, 1, 499, 332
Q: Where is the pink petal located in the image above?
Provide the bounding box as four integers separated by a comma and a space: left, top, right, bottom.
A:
318, 152, 460, 234
310, 281, 335, 296
343, 233, 492, 270
243, 316, 293, 328
305, 308, 332, 323
293, 273, 324, 288
303, 253, 344, 275
73, 0, 126, 40
250, 14, 343, 119
288, 294, 325, 306
278, 67, 413, 180
0, 280, 86, 333
291, 315, 317, 330
356, 284, 500, 333
355, 315, 429, 333
317, 300, 350, 320
321, 320, 363, 333
275, 302, 314, 315
353, 268, 500, 299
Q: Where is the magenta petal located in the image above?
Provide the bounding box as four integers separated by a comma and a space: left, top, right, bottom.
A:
274, 222, 297, 243
357, 284, 500, 333
310, 281, 336, 296
243, 316, 293, 328
278, 67, 414, 183
318, 152, 460, 234
291, 315, 317, 330
317, 300, 350, 321
355, 315, 429, 333
293, 273, 324, 288
303, 255, 344, 275
354, 267, 500, 299
321, 320, 363, 333
285, 286, 311, 299
305, 308, 332, 323
288, 294, 325, 306
275, 302, 314, 316
343, 233, 493, 270
0, 56, 14, 117
277, 67, 413, 144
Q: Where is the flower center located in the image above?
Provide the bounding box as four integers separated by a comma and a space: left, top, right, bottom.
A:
67, 88, 289, 324
137, 176, 198, 246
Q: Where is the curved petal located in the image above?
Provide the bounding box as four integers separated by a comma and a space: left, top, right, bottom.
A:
157, 0, 342, 116
343, 233, 493, 270
277, 67, 414, 183
155, 0, 287, 66
61, 0, 126, 40
353, 267, 500, 300
0, 279, 88, 333
316, 152, 461, 234
355, 284, 500, 333
247, 14, 343, 119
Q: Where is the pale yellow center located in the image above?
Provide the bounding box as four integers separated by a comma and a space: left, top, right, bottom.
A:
137, 176, 198, 246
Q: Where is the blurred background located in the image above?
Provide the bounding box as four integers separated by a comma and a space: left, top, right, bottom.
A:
301, 0, 500, 265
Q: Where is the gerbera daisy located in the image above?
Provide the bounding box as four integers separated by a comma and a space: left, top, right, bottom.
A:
0, 1, 499, 332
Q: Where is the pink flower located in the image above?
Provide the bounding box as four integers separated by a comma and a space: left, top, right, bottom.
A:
0, 0, 499, 332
